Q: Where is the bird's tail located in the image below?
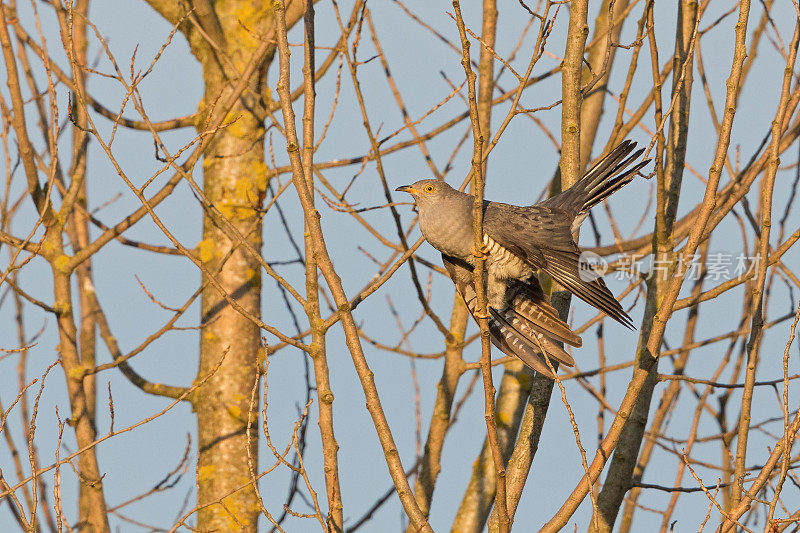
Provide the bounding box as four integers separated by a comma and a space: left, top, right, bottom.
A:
544, 140, 650, 222
458, 278, 580, 378
578, 140, 650, 214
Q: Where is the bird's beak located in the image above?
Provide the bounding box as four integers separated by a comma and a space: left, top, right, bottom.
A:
395, 185, 419, 195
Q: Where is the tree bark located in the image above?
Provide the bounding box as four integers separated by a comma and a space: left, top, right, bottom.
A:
193, 9, 268, 531
141, 2, 301, 529
64, 2, 101, 528
408, 300, 468, 525
590, 2, 697, 530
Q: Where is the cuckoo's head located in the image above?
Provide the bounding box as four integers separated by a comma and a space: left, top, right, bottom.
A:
395, 179, 458, 211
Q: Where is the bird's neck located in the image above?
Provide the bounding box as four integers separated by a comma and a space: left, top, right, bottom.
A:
419, 193, 474, 259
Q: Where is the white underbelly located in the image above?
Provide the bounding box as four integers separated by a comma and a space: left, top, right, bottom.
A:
483, 234, 533, 280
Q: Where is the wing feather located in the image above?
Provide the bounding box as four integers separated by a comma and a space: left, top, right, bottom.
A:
540, 249, 634, 329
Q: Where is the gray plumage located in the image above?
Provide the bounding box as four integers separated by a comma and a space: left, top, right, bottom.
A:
396, 140, 649, 378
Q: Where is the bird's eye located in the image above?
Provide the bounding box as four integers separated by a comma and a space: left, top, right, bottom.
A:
424, 185, 435, 193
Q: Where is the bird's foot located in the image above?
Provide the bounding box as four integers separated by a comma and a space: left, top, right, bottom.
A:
473, 308, 491, 319
471, 244, 490, 259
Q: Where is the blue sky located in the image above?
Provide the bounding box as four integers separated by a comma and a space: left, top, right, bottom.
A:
1, 1, 799, 531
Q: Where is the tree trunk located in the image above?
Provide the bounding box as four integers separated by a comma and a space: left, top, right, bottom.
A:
140, 2, 309, 529
194, 93, 264, 530
193, 21, 269, 533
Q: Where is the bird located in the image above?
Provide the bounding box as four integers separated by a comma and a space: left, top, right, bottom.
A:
396, 140, 650, 378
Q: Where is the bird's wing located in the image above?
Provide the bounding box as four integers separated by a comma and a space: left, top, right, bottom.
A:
484, 202, 575, 253
442, 254, 579, 378
539, 248, 634, 329
484, 205, 634, 329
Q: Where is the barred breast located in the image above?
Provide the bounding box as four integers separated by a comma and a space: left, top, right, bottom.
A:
483, 234, 533, 281
483, 234, 534, 310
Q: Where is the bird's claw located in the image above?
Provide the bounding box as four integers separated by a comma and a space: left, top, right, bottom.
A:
473, 308, 491, 319
471, 244, 490, 259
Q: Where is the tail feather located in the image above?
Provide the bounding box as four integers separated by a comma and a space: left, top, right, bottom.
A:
578, 140, 639, 195
543, 140, 650, 219
442, 254, 580, 378
560, 141, 650, 233
581, 150, 649, 213
489, 308, 574, 377
505, 280, 582, 347
486, 317, 560, 378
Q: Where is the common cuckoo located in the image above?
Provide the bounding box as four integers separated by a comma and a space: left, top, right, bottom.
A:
396, 140, 649, 378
